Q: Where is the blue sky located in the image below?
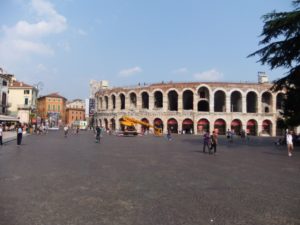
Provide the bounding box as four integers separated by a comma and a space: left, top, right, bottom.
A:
0, 0, 292, 99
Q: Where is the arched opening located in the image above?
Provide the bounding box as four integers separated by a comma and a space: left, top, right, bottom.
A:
214, 90, 226, 112
247, 119, 257, 136
183, 90, 193, 110
154, 91, 163, 108
141, 118, 150, 134
100, 97, 103, 110
104, 118, 108, 130
141, 92, 149, 109
198, 87, 210, 99
110, 118, 116, 131
99, 119, 102, 127
120, 94, 125, 110
111, 95, 116, 109
154, 118, 164, 131
246, 92, 257, 113
231, 119, 242, 135
262, 92, 272, 113
182, 118, 194, 134
167, 118, 178, 134
119, 118, 125, 131
230, 91, 242, 112
276, 118, 285, 136
168, 90, 178, 111
129, 92, 137, 109
104, 96, 109, 109
276, 93, 285, 111
198, 100, 209, 112
214, 119, 226, 135
197, 119, 209, 134
262, 120, 272, 136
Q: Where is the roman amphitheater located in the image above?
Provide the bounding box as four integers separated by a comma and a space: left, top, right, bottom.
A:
93, 77, 285, 137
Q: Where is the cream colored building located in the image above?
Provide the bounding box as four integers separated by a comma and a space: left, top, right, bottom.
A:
8, 81, 38, 124
66, 99, 85, 109
94, 76, 285, 137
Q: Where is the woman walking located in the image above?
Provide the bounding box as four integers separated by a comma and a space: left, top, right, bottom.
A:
286, 130, 294, 157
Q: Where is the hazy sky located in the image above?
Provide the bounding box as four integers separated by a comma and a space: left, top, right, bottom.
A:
0, 0, 291, 99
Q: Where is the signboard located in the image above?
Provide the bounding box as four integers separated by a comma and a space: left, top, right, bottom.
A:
89, 98, 95, 116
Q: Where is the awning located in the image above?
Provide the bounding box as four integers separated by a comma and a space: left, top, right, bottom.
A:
231, 120, 241, 126
214, 120, 225, 126
182, 119, 193, 125
247, 120, 256, 126
0, 115, 19, 122
198, 119, 209, 125
168, 119, 178, 125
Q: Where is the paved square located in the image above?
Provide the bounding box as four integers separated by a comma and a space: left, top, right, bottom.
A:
0, 131, 299, 225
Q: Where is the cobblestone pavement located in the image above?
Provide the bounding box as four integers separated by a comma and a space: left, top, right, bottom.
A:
0, 131, 299, 225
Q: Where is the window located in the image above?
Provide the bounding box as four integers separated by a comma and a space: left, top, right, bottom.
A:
58, 105, 60, 111
2, 80, 7, 86
48, 105, 50, 110
24, 90, 30, 94
24, 98, 29, 105
53, 105, 55, 111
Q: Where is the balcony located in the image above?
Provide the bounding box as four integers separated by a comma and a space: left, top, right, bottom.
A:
17, 104, 34, 110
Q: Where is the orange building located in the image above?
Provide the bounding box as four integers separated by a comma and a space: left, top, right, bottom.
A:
37, 93, 67, 127
65, 108, 85, 125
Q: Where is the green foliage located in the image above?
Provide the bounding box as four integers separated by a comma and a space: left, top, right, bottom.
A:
249, 0, 300, 126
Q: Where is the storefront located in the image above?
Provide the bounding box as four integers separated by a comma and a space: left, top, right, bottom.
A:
182, 118, 193, 134
214, 119, 226, 135
167, 118, 178, 133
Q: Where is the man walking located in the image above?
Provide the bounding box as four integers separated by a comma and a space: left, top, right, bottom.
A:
210, 131, 218, 155
17, 124, 23, 146
203, 132, 210, 153
95, 126, 101, 143
286, 130, 294, 157
0, 124, 3, 146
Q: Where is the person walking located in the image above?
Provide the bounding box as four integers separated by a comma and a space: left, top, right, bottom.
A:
167, 129, 172, 141
17, 124, 23, 146
210, 131, 218, 155
64, 125, 69, 138
95, 126, 101, 143
286, 130, 294, 157
0, 124, 3, 146
203, 132, 210, 153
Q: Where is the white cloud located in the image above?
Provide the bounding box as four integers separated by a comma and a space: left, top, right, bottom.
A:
173, 67, 188, 74
0, 0, 67, 67
119, 66, 142, 77
77, 29, 87, 36
193, 69, 224, 82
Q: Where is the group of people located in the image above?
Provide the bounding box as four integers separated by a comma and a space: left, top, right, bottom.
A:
202, 131, 218, 155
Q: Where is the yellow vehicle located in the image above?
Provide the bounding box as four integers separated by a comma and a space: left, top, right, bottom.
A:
120, 116, 163, 136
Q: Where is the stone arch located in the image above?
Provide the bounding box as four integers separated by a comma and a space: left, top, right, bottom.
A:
104, 118, 108, 130
247, 119, 258, 136
141, 118, 150, 133
129, 92, 137, 109
154, 118, 164, 130
104, 96, 109, 110
110, 118, 116, 131
276, 92, 285, 111
99, 97, 103, 110
198, 100, 209, 112
182, 118, 194, 134
141, 91, 149, 109
276, 118, 285, 136
214, 89, 226, 112
167, 89, 179, 111
119, 93, 126, 110
111, 94, 116, 109
230, 90, 243, 112
167, 118, 178, 133
182, 90, 194, 110
197, 86, 210, 100
246, 91, 258, 113
214, 118, 226, 135
231, 119, 242, 135
197, 118, 210, 134
153, 90, 163, 108
261, 91, 273, 113
262, 119, 272, 136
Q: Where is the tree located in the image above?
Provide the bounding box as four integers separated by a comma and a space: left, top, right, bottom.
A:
248, 0, 300, 126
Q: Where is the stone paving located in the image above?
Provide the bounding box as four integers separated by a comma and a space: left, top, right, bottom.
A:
0, 131, 299, 225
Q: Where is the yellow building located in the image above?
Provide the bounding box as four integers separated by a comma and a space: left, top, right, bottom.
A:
8, 80, 38, 124
37, 93, 67, 127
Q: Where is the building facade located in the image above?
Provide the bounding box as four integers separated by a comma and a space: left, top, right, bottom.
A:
65, 99, 86, 125
37, 93, 67, 127
8, 80, 38, 124
94, 80, 285, 136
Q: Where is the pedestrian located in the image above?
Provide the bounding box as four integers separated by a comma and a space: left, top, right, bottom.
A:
64, 125, 69, 138
210, 131, 218, 155
76, 126, 79, 135
95, 126, 101, 143
203, 132, 210, 153
17, 124, 23, 146
167, 129, 172, 141
286, 130, 294, 157
0, 124, 3, 146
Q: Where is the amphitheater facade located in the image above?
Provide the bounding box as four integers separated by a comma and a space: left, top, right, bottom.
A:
94, 81, 285, 136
